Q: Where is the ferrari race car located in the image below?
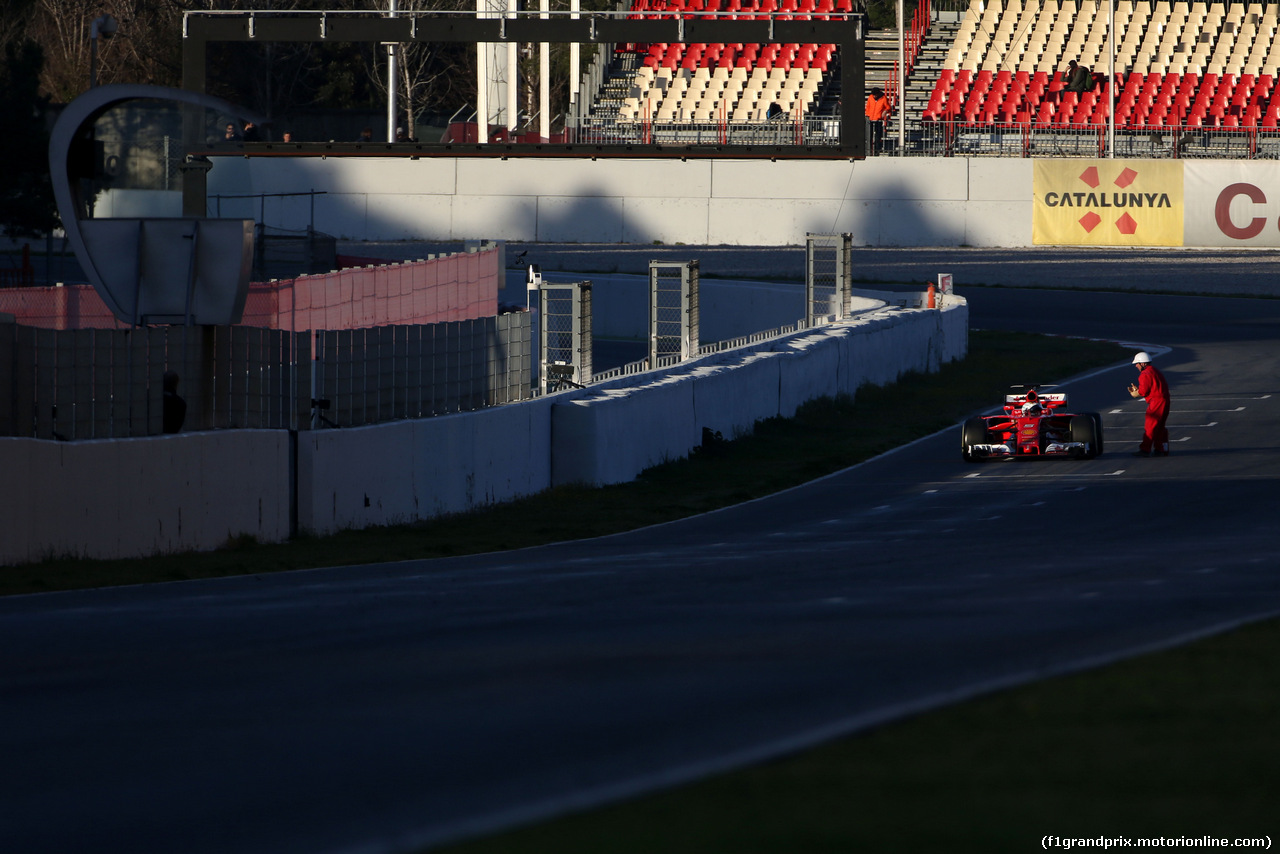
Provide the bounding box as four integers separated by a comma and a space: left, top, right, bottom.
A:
961, 386, 1104, 462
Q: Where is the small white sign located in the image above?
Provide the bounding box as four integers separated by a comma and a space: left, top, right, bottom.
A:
938, 273, 953, 294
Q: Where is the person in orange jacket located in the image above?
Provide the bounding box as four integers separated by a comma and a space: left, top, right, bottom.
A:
866, 87, 890, 154
1127, 351, 1171, 456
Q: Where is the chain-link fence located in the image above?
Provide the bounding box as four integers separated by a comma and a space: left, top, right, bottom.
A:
311, 312, 531, 428
1, 312, 532, 440
805, 233, 853, 326
899, 120, 1280, 159
0, 322, 307, 440
539, 282, 593, 393
648, 261, 699, 367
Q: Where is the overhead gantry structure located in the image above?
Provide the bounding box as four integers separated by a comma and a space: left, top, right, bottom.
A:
180, 8, 867, 203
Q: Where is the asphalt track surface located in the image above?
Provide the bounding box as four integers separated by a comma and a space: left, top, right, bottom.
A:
2, 248, 1279, 854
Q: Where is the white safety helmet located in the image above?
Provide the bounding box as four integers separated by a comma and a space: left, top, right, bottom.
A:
1132, 351, 1151, 365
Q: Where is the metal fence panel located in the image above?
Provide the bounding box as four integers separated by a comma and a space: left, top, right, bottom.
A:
539, 282, 593, 393
806, 233, 852, 325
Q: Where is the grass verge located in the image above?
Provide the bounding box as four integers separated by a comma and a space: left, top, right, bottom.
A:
435, 616, 1280, 853
3, 330, 1124, 596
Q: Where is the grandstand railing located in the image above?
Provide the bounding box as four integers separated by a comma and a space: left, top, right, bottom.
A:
886, 0, 932, 114
566, 113, 839, 146
899, 120, 1280, 159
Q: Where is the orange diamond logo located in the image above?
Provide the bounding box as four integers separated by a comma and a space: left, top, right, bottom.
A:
1079, 212, 1102, 232
1116, 212, 1138, 234
1115, 167, 1138, 189
1079, 166, 1100, 188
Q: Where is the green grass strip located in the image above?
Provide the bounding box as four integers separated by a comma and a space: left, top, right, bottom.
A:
437, 616, 1280, 853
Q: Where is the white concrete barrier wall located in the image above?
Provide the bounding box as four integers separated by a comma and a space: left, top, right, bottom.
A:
298, 396, 556, 537
113, 155, 1280, 248
0, 431, 290, 565
1, 301, 966, 564
550, 300, 968, 487
176, 156, 1035, 247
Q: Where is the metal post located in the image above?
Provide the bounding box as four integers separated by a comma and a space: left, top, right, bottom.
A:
1108, 0, 1115, 158
476, 0, 489, 143
570, 0, 581, 118
539, 0, 550, 142
896, 0, 905, 153
388, 0, 399, 142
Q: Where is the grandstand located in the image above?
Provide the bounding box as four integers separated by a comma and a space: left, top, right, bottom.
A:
575, 0, 1280, 158
572, 0, 854, 145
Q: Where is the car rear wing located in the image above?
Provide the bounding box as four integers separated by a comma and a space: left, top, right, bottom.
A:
1005, 392, 1068, 407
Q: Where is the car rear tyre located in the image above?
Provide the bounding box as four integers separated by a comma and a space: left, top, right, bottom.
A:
1087, 411, 1104, 456
1070, 414, 1099, 459
962, 417, 988, 462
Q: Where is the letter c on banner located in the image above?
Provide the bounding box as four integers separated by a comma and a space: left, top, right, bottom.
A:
1215, 182, 1267, 239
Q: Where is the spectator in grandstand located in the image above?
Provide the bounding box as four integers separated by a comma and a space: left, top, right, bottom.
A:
242, 121, 261, 142
162, 371, 186, 434
281, 131, 294, 143
222, 122, 241, 142
358, 126, 374, 143
1064, 60, 1093, 94
767, 101, 784, 120
866, 87, 889, 154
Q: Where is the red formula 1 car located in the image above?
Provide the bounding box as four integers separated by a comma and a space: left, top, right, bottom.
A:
961, 386, 1104, 462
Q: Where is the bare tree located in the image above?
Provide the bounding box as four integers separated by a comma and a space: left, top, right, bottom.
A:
359, 0, 476, 139
25, 0, 187, 101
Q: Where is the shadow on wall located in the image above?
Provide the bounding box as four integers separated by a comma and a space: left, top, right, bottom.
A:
205, 159, 970, 247
840, 178, 969, 248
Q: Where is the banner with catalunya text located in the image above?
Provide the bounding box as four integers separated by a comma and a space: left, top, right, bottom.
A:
1032, 159, 1184, 246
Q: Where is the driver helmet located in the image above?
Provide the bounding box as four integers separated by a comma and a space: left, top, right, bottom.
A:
1021, 389, 1042, 415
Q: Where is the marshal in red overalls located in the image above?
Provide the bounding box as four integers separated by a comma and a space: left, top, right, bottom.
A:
1128, 352, 1171, 457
